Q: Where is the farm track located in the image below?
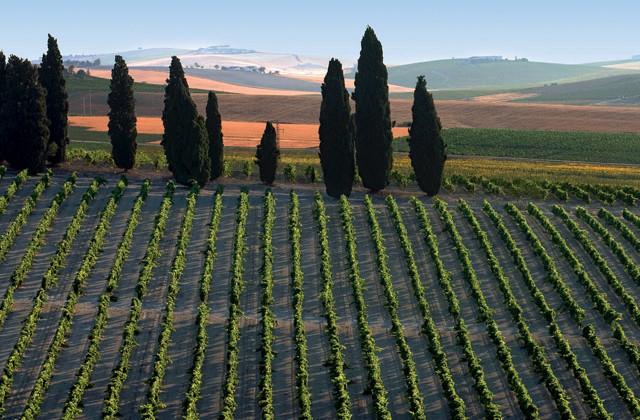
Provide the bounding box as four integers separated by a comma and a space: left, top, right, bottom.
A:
6, 175, 640, 418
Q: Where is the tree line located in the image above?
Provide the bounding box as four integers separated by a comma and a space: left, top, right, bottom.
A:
0, 27, 446, 197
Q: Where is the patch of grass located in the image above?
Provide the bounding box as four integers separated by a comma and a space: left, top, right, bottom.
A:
65, 74, 209, 93
393, 128, 640, 165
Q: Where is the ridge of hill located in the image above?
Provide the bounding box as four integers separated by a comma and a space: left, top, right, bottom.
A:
366, 58, 639, 89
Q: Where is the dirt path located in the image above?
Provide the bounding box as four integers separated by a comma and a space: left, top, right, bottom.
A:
374, 197, 449, 419
154, 185, 218, 418
2, 181, 113, 417
196, 191, 238, 418
115, 187, 187, 419
427, 202, 522, 418
324, 201, 374, 419
233, 193, 262, 419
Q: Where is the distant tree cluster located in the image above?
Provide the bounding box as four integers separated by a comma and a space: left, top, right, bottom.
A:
319, 26, 446, 197
0, 34, 70, 173
0, 29, 445, 195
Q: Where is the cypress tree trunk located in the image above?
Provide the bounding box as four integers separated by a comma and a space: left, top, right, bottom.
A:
4, 56, 49, 174
353, 26, 393, 192
319, 58, 355, 198
409, 76, 446, 196
108, 55, 137, 170
0, 52, 6, 162
255, 121, 279, 185
206, 91, 224, 179
162, 56, 210, 186
38, 34, 69, 165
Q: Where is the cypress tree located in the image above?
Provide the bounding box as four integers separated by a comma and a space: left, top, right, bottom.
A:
39, 34, 69, 165
108, 55, 137, 170
353, 26, 393, 192
0, 51, 6, 162
205, 91, 224, 179
162, 56, 210, 186
3, 56, 49, 174
319, 58, 355, 198
409, 76, 446, 196
255, 121, 279, 185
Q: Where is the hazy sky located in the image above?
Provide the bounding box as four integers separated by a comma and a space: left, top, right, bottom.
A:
2, 0, 638, 64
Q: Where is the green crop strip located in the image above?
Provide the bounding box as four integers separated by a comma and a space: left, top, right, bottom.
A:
363, 195, 426, 419
459, 199, 573, 419
338, 196, 391, 419
436, 198, 529, 419
257, 189, 276, 419
313, 192, 352, 419
0, 172, 77, 333
181, 185, 223, 420
140, 183, 200, 419
289, 191, 312, 419
20, 177, 128, 420
219, 188, 249, 419
62, 180, 150, 419
503, 203, 611, 418
0, 169, 29, 216
387, 196, 466, 419
0, 175, 105, 415
101, 181, 176, 419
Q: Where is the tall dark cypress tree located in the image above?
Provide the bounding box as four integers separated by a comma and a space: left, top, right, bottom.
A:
205, 91, 224, 179
0, 51, 6, 162
108, 55, 137, 170
255, 121, 279, 185
162, 56, 210, 186
39, 34, 69, 165
353, 26, 393, 192
4, 56, 49, 174
409, 76, 446, 196
319, 58, 355, 198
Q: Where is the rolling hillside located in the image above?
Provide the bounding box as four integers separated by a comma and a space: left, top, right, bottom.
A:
368, 59, 638, 89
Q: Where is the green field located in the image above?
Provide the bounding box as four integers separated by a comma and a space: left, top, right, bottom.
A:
348, 59, 637, 89
65, 74, 209, 94
393, 128, 640, 165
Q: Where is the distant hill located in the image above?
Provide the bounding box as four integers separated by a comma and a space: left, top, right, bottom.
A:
353, 59, 638, 89
515, 73, 640, 105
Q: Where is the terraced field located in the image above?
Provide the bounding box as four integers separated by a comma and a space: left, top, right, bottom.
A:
3, 170, 640, 419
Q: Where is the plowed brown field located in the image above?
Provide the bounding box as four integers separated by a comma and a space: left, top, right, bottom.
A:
68, 116, 409, 149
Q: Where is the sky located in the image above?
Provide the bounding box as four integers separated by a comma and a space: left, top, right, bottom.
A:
2, 0, 639, 65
